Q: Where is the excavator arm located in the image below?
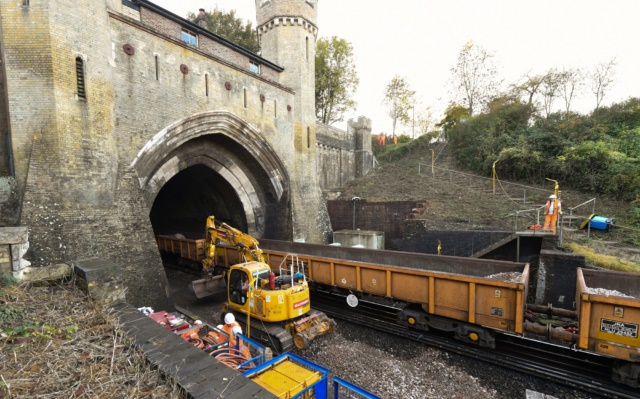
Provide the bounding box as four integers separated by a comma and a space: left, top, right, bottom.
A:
202, 216, 264, 274
192, 216, 264, 299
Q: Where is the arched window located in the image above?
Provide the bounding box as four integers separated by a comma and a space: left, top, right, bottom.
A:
75, 57, 86, 99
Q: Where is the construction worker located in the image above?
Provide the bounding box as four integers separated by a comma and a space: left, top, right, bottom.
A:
221, 313, 252, 360
222, 313, 243, 347
543, 194, 561, 233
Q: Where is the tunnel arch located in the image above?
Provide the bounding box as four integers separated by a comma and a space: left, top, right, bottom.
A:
131, 111, 291, 239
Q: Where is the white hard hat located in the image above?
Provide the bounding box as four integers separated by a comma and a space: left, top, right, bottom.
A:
216, 325, 224, 330
194, 320, 203, 325
224, 313, 235, 324
549, 195, 556, 199
232, 325, 242, 336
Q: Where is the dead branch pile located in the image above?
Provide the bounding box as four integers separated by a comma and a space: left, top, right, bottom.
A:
0, 279, 181, 399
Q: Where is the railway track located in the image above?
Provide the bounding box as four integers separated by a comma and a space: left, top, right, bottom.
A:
310, 290, 639, 399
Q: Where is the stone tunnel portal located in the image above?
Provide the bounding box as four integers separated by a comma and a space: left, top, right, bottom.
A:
149, 163, 248, 238
132, 111, 292, 244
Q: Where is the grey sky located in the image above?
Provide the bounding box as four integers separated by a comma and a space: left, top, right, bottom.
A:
152, 0, 640, 134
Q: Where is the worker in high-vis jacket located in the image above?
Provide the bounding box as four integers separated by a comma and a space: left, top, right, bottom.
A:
543, 194, 561, 234
222, 313, 243, 347
221, 313, 252, 360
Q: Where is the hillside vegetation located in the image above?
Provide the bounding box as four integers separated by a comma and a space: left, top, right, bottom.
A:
337, 99, 640, 270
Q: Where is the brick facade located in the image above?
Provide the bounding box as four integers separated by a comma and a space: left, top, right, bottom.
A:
0, 0, 370, 309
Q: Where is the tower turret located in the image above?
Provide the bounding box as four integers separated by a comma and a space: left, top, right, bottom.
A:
255, 0, 328, 243
256, 0, 318, 151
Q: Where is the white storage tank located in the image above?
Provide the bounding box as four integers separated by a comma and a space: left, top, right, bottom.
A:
332, 229, 385, 250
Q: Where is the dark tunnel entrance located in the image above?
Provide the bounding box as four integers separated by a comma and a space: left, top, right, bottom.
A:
149, 164, 247, 239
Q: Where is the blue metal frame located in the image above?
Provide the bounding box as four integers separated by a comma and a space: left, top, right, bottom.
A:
234, 333, 267, 369
333, 376, 381, 399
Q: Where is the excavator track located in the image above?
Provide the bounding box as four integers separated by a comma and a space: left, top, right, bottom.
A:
231, 311, 294, 354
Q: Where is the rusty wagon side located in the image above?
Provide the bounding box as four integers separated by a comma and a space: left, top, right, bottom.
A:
259, 239, 529, 337
576, 268, 640, 386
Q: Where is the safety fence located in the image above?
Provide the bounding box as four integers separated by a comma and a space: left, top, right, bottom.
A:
418, 164, 553, 208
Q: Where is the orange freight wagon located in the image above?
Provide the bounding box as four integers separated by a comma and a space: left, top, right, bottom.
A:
576, 268, 640, 387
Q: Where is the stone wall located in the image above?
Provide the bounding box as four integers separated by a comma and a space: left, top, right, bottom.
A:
0, 226, 30, 278
316, 122, 353, 189
534, 250, 587, 308
392, 224, 514, 257
327, 200, 425, 241
0, 40, 8, 176
0, 0, 343, 308
0, 177, 18, 226
316, 117, 372, 190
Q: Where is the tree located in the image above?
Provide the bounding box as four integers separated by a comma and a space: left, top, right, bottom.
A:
436, 103, 470, 134
450, 40, 501, 115
414, 107, 433, 138
511, 72, 546, 107
315, 37, 359, 125
556, 68, 583, 118
540, 69, 561, 119
382, 75, 416, 137
187, 8, 259, 53
589, 58, 617, 110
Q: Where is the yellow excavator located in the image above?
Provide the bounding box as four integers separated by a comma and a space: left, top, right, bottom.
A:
190, 216, 335, 352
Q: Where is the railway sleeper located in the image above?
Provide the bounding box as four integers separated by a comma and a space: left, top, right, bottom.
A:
399, 305, 496, 349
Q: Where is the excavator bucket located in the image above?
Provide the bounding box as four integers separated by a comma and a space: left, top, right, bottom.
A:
292, 311, 336, 349
189, 275, 226, 299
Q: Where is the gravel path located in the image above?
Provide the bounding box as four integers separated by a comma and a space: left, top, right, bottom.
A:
294, 321, 602, 399
166, 269, 604, 399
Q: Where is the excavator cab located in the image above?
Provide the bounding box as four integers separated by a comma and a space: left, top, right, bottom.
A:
229, 268, 250, 306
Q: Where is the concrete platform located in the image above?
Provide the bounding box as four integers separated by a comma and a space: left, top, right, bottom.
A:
113, 303, 276, 399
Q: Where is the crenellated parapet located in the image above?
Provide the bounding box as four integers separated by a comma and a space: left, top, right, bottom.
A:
256, 16, 318, 40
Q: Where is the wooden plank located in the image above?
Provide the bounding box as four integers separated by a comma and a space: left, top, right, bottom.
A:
154, 343, 206, 376
136, 329, 179, 353
190, 366, 238, 398
178, 362, 230, 392
173, 352, 217, 383
225, 377, 277, 399
147, 339, 194, 368
112, 303, 147, 325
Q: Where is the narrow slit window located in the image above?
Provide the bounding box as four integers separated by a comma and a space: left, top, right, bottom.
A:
306, 37, 309, 61
307, 127, 311, 148
22, 0, 29, 6
155, 55, 159, 80
274, 100, 277, 118
243, 88, 247, 108
205, 74, 209, 97
75, 56, 86, 99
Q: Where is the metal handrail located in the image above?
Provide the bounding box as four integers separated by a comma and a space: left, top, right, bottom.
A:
567, 198, 596, 238
507, 206, 545, 231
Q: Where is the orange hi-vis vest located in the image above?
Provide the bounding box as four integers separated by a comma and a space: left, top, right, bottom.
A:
222, 321, 242, 347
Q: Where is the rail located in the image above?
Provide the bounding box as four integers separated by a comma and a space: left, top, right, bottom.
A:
311, 292, 639, 399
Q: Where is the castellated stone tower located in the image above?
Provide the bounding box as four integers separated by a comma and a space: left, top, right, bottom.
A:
256, 1, 318, 144
255, 0, 330, 242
